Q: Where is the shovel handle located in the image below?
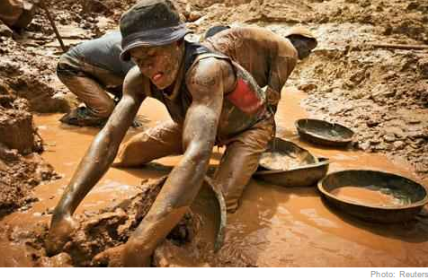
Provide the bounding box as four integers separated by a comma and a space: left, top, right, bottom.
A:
38, 0, 67, 52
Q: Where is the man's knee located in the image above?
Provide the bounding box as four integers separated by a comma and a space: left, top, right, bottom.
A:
113, 132, 154, 168
93, 100, 115, 118
56, 57, 80, 86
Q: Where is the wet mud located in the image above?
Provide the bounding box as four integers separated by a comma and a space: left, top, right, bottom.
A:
0, 83, 58, 216
6, 176, 200, 267
331, 186, 408, 207
2, 90, 428, 267
259, 151, 309, 171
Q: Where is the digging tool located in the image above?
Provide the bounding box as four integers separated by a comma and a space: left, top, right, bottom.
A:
203, 176, 227, 252
367, 43, 428, 51
38, 0, 67, 52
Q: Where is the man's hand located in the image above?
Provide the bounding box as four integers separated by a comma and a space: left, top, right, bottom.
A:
45, 214, 79, 256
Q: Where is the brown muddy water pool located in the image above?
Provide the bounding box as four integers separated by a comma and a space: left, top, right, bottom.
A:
331, 186, 411, 207
1, 88, 428, 267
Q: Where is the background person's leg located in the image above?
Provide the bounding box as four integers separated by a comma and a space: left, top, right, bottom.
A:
57, 69, 115, 119
113, 120, 183, 168
213, 116, 275, 212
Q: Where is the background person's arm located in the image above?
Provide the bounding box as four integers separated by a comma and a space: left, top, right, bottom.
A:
267, 37, 298, 107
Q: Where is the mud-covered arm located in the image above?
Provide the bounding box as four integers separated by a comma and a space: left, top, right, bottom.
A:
268, 39, 297, 100
268, 56, 296, 94
123, 58, 230, 266
50, 66, 146, 224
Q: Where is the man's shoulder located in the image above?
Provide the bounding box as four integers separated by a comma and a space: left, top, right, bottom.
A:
211, 26, 289, 49
69, 31, 122, 57
224, 26, 276, 38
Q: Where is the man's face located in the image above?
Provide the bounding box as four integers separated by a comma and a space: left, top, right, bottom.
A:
130, 42, 182, 90
292, 37, 316, 60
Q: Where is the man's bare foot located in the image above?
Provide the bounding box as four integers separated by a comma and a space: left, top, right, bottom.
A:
45, 215, 78, 256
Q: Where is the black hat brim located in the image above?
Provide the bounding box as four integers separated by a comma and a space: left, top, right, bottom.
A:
120, 25, 189, 61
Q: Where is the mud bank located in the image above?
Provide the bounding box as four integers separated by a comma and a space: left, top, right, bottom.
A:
0, 79, 59, 216
295, 33, 428, 179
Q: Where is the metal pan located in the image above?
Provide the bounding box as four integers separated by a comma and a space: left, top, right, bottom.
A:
255, 158, 329, 187
295, 118, 355, 147
318, 170, 428, 223
255, 137, 329, 187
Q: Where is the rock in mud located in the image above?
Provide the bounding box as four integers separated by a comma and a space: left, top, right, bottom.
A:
39, 253, 73, 267
187, 11, 203, 22
0, 23, 13, 38
0, 77, 57, 213
9, 77, 72, 113
0, 107, 34, 154
0, 142, 57, 216
81, 0, 113, 17
418, 58, 428, 78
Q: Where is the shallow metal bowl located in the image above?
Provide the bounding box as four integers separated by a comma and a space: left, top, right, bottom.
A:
295, 118, 355, 147
259, 137, 318, 171
318, 170, 428, 223
255, 137, 329, 187
255, 158, 330, 188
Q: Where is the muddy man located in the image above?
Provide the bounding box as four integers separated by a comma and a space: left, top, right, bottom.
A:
57, 31, 136, 127
203, 25, 318, 112
47, 0, 275, 266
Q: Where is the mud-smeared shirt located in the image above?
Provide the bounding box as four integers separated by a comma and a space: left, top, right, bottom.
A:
203, 27, 298, 94
145, 41, 271, 143
61, 31, 135, 78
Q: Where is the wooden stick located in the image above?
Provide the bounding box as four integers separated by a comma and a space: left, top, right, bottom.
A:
38, 0, 67, 52
367, 43, 428, 50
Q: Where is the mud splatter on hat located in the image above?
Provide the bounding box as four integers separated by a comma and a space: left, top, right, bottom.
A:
120, 0, 189, 61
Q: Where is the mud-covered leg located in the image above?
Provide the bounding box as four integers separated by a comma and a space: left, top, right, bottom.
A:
113, 120, 183, 168
214, 116, 275, 212
57, 64, 115, 123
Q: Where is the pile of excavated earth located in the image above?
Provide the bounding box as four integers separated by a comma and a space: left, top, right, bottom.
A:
0, 0, 427, 266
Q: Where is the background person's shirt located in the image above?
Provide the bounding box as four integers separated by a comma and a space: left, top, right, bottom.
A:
65, 31, 135, 78
203, 26, 298, 94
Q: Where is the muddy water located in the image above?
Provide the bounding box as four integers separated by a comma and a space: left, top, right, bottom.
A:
222, 88, 428, 267
1, 89, 428, 267
331, 187, 406, 207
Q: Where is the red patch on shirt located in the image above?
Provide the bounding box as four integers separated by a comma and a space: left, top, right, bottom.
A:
226, 79, 263, 114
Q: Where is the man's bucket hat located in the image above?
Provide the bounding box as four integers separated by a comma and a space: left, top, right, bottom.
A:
120, 0, 188, 61
284, 26, 317, 41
